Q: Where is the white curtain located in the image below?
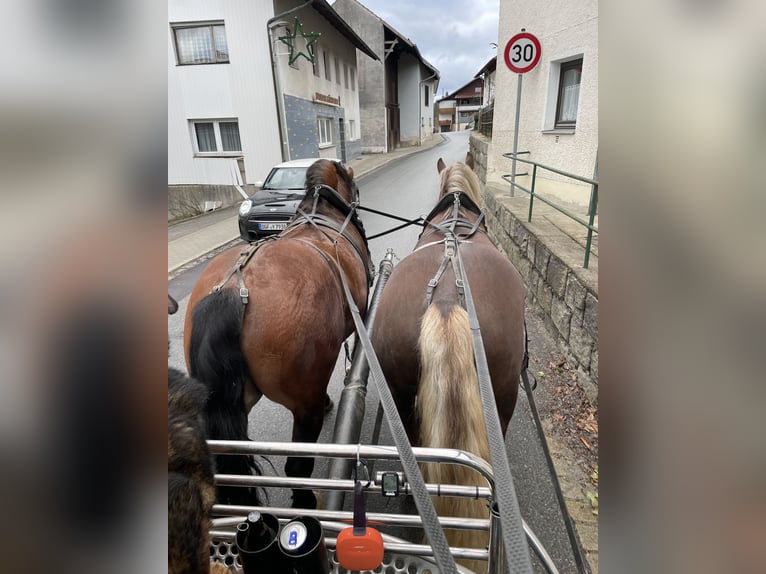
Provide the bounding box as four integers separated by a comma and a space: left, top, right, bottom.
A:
176, 27, 214, 64
559, 67, 581, 123
195, 123, 216, 152
220, 122, 241, 152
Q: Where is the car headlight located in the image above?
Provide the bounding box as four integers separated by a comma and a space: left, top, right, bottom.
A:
238, 199, 252, 216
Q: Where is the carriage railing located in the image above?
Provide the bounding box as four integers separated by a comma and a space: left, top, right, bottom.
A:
208, 440, 559, 574
502, 152, 599, 268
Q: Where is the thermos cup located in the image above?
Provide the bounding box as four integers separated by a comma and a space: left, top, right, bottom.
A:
278, 515, 330, 574
235, 511, 282, 573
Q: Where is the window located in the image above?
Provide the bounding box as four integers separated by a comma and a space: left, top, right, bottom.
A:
344, 64, 349, 89
317, 117, 333, 146
323, 51, 331, 81
173, 22, 229, 65
350, 66, 356, 91
555, 59, 582, 128
335, 57, 341, 84
191, 120, 241, 154
424, 85, 429, 107
312, 51, 319, 77
348, 120, 356, 140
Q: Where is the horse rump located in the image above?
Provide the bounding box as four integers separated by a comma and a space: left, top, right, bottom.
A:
188, 289, 261, 506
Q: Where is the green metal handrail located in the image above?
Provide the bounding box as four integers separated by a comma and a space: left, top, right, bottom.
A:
502, 152, 598, 268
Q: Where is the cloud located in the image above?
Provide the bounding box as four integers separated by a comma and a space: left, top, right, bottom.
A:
349, 0, 499, 96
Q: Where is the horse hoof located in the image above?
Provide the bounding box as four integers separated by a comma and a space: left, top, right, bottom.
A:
324, 395, 334, 414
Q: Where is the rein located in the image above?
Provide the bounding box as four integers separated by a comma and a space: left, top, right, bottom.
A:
285, 183, 374, 287
209, 180, 373, 303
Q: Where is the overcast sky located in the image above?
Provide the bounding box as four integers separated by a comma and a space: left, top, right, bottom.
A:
334, 0, 501, 98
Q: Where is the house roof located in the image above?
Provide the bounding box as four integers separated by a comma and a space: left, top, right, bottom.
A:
382, 21, 439, 79
437, 77, 483, 102
311, 0, 379, 61
338, 0, 438, 78
474, 56, 497, 78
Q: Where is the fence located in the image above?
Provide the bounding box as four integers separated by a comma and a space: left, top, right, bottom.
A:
475, 102, 494, 138
502, 152, 598, 268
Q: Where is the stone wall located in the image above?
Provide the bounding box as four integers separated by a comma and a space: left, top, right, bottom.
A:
470, 133, 598, 402
469, 131, 490, 185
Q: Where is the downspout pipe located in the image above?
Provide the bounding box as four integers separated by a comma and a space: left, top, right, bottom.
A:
268, 0, 313, 162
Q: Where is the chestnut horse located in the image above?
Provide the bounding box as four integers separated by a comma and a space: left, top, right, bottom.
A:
371, 153, 525, 572
184, 160, 371, 508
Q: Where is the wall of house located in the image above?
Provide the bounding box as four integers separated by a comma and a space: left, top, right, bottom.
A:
283, 94, 348, 161
490, 0, 598, 208
168, 0, 281, 189
397, 52, 421, 146
271, 3, 362, 161
333, 0, 387, 153
421, 78, 437, 138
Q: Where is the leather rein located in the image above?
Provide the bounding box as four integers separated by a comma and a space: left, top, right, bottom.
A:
210, 181, 373, 305
415, 191, 487, 307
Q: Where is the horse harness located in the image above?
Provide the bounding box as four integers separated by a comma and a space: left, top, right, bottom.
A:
210, 183, 373, 306
416, 191, 486, 307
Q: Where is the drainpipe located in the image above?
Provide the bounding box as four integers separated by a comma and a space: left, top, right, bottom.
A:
418, 69, 437, 144
268, 0, 312, 162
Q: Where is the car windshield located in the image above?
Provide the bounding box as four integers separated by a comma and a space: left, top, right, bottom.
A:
262, 167, 307, 190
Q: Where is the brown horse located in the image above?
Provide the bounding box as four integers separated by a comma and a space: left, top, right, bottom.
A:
371, 153, 525, 572
184, 159, 371, 509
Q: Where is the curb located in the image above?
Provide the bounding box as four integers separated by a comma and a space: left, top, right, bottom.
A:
168, 237, 242, 279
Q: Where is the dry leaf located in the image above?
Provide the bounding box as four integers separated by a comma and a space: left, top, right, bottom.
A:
580, 436, 592, 450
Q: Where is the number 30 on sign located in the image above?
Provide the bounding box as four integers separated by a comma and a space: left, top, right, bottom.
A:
504, 32, 541, 74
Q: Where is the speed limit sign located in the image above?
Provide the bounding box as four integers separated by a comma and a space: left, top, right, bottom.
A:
504, 32, 541, 74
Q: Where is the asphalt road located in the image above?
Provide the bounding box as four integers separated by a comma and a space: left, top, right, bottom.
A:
168, 131, 579, 573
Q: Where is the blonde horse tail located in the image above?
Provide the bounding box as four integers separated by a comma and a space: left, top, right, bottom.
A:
417, 303, 490, 572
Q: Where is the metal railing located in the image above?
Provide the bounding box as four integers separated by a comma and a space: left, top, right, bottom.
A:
502, 152, 598, 268
207, 440, 559, 573
475, 102, 494, 138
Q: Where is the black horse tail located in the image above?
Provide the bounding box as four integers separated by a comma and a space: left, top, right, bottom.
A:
188, 289, 261, 506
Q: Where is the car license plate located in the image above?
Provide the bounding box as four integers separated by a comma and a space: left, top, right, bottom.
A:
258, 222, 287, 231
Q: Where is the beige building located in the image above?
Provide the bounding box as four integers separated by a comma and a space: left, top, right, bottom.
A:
488, 0, 598, 208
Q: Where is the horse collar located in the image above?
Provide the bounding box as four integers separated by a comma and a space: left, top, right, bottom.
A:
424, 191, 482, 225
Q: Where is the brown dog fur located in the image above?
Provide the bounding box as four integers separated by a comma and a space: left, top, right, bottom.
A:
168, 366, 224, 574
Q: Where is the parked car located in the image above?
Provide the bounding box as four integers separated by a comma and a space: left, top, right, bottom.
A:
238, 158, 339, 242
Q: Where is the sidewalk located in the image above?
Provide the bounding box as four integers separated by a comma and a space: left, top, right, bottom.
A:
168, 134, 445, 275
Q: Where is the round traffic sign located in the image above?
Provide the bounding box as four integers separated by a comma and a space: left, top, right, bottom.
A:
504, 32, 541, 74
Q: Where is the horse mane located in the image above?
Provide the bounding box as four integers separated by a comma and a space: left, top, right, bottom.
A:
439, 161, 482, 206
304, 159, 352, 198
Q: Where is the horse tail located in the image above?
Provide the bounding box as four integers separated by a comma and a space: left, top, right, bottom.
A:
418, 303, 489, 571
188, 289, 261, 506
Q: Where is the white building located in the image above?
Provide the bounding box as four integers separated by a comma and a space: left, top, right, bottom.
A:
333, 0, 439, 152
488, 0, 598, 208
168, 0, 377, 219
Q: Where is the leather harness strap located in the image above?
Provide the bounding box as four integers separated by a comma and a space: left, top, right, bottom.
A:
210, 237, 277, 304
420, 192, 486, 307
210, 181, 372, 305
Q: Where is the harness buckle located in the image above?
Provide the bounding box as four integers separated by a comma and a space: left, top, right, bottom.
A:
239, 287, 249, 304
427, 278, 438, 288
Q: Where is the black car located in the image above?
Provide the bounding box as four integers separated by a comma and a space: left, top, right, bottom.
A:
238, 158, 339, 242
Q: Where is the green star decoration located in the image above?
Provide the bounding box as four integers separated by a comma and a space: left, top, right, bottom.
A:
278, 17, 320, 66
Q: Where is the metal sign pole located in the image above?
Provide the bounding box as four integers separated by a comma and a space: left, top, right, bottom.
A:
510, 73, 522, 197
